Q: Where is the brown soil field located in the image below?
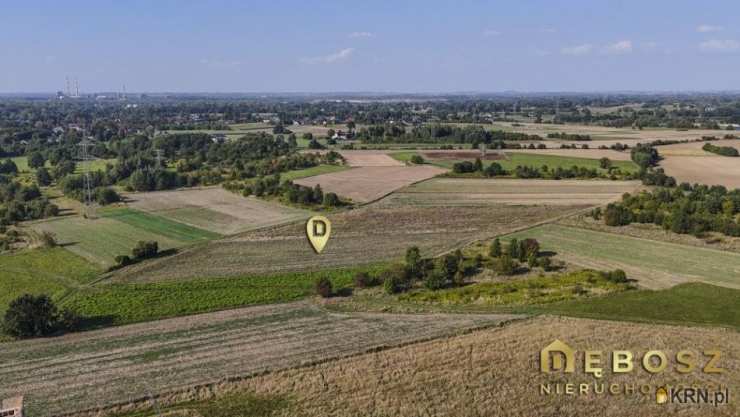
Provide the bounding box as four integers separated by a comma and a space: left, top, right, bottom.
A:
421, 151, 505, 160
660, 156, 740, 189
0, 301, 517, 416
125, 187, 310, 234
109, 204, 582, 283
506, 148, 633, 161
66, 316, 739, 417
378, 178, 641, 207
338, 150, 406, 167
294, 165, 446, 203
658, 139, 740, 156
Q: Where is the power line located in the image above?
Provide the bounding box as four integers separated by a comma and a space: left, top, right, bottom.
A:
77, 138, 97, 219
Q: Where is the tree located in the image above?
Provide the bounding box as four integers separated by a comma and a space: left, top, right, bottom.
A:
599, 157, 612, 170
28, 152, 46, 169
405, 246, 423, 278
604, 203, 632, 226
508, 238, 520, 259
95, 187, 121, 205
315, 277, 333, 298
489, 238, 502, 257
3, 294, 66, 338
424, 269, 447, 290
410, 155, 425, 164
473, 158, 483, 172
132, 240, 158, 259
36, 167, 52, 186
382, 264, 410, 294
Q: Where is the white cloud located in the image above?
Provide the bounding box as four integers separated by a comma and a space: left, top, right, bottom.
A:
700, 39, 740, 52
697, 24, 723, 33
482, 29, 501, 37
561, 44, 593, 56
603, 40, 632, 55
301, 48, 355, 64
349, 31, 374, 38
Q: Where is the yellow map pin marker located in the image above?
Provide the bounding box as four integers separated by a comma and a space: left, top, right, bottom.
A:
306, 215, 331, 253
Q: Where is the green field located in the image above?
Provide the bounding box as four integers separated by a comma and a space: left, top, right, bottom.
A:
31, 208, 218, 267
100, 208, 220, 241
393, 151, 638, 173
64, 265, 386, 326
0, 248, 99, 315
532, 283, 740, 329
113, 392, 290, 417
503, 224, 740, 289
280, 164, 350, 181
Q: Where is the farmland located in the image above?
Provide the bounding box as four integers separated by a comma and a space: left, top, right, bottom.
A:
108, 204, 583, 283
294, 165, 446, 203
125, 187, 311, 235
377, 178, 640, 206
413, 151, 640, 173
0, 301, 517, 416
501, 224, 740, 289
71, 315, 740, 417
279, 164, 350, 181
0, 248, 98, 315
28, 209, 216, 267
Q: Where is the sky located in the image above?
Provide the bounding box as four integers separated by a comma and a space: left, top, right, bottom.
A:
2, 0, 740, 93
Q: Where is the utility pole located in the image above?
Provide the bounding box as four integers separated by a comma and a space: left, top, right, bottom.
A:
78, 138, 96, 219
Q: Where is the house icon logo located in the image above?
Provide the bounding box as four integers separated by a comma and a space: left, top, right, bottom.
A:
540, 339, 575, 373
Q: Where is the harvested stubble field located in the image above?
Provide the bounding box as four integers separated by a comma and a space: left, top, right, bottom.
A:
72, 316, 739, 417
658, 139, 740, 156
0, 301, 517, 417
337, 150, 406, 167
377, 178, 640, 207
659, 157, 740, 189
108, 204, 582, 283
125, 187, 310, 235
294, 165, 447, 203
505, 224, 740, 290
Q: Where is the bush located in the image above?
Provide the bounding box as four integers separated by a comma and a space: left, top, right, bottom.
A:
603, 269, 628, 283
315, 277, 333, 298
354, 271, 381, 288
39, 231, 57, 248
132, 240, 158, 259
410, 155, 425, 164
115, 255, 133, 267
604, 203, 633, 226
405, 246, 423, 279
95, 187, 121, 205
382, 264, 410, 294
2, 294, 76, 338
424, 269, 448, 290
489, 238, 502, 257
323, 192, 341, 207
494, 253, 516, 275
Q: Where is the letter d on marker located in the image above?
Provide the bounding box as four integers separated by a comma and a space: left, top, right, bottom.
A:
306, 216, 331, 253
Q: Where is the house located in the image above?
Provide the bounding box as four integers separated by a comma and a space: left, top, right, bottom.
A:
211, 134, 226, 143
0, 397, 23, 417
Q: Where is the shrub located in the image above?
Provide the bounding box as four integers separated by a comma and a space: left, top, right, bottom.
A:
382, 264, 410, 294
132, 241, 158, 259
603, 269, 628, 283
494, 253, 516, 275
39, 231, 57, 248
354, 272, 380, 288
489, 238, 502, 257
315, 277, 333, 298
115, 255, 133, 267
424, 269, 448, 290
508, 238, 520, 259
604, 203, 633, 226
323, 192, 341, 207
410, 155, 425, 164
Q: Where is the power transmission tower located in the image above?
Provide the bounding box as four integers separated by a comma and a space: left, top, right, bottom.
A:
78, 139, 97, 219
